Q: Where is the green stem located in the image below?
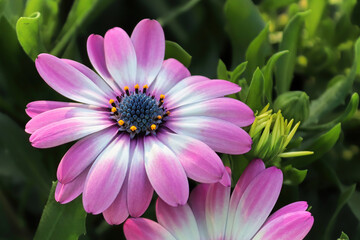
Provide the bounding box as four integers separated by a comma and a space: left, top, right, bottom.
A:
157, 0, 202, 26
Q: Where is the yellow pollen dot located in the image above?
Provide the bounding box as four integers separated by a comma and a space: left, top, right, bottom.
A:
166, 111, 170, 115
109, 99, 114, 104
143, 84, 148, 89
130, 126, 137, 131
118, 120, 124, 126
160, 94, 165, 99
111, 107, 117, 112
124, 86, 129, 91
134, 84, 139, 89
157, 115, 162, 120
151, 124, 156, 130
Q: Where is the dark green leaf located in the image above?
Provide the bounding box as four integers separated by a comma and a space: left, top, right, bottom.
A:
34, 182, 87, 240
347, 190, 360, 222
165, 40, 192, 67
292, 123, 342, 168
3, 0, 24, 28
245, 23, 270, 81
16, 12, 47, 60
283, 165, 308, 185
305, 0, 326, 37
0, 0, 6, 17
224, 0, 265, 65
337, 232, 350, 240
275, 11, 309, 94
261, 50, 288, 102
246, 67, 265, 112
217, 59, 228, 80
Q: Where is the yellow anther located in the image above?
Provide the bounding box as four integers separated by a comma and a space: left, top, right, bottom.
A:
166, 111, 170, 115
111, 107, 117, 112
124, 86, 129, 91
157, 115, 162, 120
151, 124, 156, 130
160, 94, 165, 100
109, 99, 115, 104
118, 120, 124, 126
130, 126, 137, 132
143, 84, 148, 89
134, 84, 139, 89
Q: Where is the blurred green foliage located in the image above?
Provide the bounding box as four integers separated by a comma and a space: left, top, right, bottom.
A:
0, 0, 360, 239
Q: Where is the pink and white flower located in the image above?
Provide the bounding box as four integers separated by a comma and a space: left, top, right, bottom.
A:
25, 19, 254, 224
124, 159, 314, 239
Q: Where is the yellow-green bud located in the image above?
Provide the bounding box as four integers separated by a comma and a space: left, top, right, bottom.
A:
274, 91, 310, 123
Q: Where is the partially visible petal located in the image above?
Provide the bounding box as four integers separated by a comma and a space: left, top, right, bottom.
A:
57, 126, 118, 183
157, 130, 224, 183
252, 212, 314, 240
87, 34, 122, 94
26, 101, 99, 118
265, 201, 309, 225
83, 134, 130, 214
166, 116, 252, 154
131, 19, 165, 87
127, 138, 154, 217
225, 159, 265, 238
104, 27, 137, 88
149, 58, 190, 98
62, 59, 115, 97
232, 167, 283, 239
144, 136, 189, 207
124, 218, 176, 240
188, 184, 211, 240
30, 117, 115, 148
55, 167, 89, 204
219, 168, 231, 187
103, 176, 129, 225
165, 75, 209, 98
35, 54, 108, 107
156, 198, 201, 240
171, 97, 254, 127
166, 79, 241, 109
205, 182, 230, 240
25, 107, 108, 134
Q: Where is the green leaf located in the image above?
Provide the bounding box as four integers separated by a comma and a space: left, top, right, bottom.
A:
347, 190, 360, 222
224, 0, 265, 66
3, 0, 24, 28
230, 61, 248, 83
275, 11, 309, 95
34, 182, 87, 240
292, 123, 342, 168
283, 165, 308, 186
305, 0, 326, 37
324, 184, 356, 240
0, 0, 6, 17
16, 12, 47, 60
337, 232, 350, 240
164, 40, 192, 67
246, 68, 265, 112
217, 59, 228, 80
261, 50, 288, 102
245, 23, 270, 81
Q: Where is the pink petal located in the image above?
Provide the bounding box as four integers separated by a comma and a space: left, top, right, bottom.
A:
57, 126, 119, 183
127, 138, 154, 217
29, 117, 115, 149
25, 107, 108, 134
171, 97, 254, 127
231, 167, 283, 239
124, 218, 176, 240
166, 79, 241, 109
35, 54, 108, 107
55, 167, 89, 204
149, 58, 190, 99
188, 184, 211, 240
104, 27, 137, 88
219, 167, 231, 187
82, 134, 130, 214
166, 116, 252, 154
103, 176, 129, 225
156, 198, 200, 240
87, 34, 122, 94
265, 201, 309, 225
143, 136, 189, 207
131, 19, 165, 87
157, 130, 224, 183
62, 59, 115, 97
205, 182, 230, 239
165, 75, 209, 97
26, 101, 98, 118
253, 211, 314, 240
225, 159, 265, 238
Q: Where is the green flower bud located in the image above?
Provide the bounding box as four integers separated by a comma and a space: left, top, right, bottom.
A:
274, 91, 310, 123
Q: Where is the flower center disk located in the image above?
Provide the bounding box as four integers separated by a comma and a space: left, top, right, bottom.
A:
109, 85, 169, 138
